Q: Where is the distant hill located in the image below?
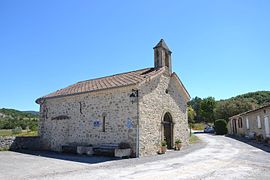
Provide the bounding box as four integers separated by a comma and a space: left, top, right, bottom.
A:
0, 108, 38, 130
230, 91, 270, 106
0, 108, 38, 119
22, 111, 39, 116
215, 91, 270, 120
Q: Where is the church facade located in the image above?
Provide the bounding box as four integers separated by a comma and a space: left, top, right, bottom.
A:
36, 39, 190, 157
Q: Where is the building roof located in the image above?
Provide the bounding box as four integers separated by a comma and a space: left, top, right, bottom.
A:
153, 39, 171, 52
36, 67, 166, 103
229, 103, 270, 119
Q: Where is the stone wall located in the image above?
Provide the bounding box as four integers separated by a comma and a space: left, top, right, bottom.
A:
39, 70, 189, 157
242, 107, 270, 138
0, 136, 15, 150
138, 72, 189, 156
39, 86, 138, 154
228, 106, 270, 138
0, 136, 40, 150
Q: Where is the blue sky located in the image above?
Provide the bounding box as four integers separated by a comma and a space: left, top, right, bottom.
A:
0, 0, 270, 111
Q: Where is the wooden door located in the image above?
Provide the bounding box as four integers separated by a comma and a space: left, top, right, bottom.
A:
164, 122, 172, 149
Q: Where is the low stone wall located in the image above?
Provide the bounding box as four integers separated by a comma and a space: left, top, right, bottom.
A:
0, 136, 16, 150
0, 136, 41, 150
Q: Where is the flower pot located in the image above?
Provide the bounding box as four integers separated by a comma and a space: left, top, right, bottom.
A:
77, 146, 85, 155
85, 146, 93, 156
175, 143, 182, 151
161, 146, 167, 154
77, 146, 93, 155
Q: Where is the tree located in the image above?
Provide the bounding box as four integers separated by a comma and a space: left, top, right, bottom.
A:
201, 97, 216, 123
188, 106, 196, 136
215, 99, 257, 121
188, 97, 203, 123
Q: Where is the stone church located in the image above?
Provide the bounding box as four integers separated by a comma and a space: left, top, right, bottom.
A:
36, 39, 190, 157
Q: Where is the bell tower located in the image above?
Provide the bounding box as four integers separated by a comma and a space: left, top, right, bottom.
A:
153, 39, 172, 74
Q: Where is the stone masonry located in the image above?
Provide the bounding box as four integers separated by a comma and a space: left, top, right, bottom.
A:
37, 39, 190, 157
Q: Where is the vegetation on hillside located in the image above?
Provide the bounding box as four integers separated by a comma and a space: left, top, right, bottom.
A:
188, 91, 270, 123
0, 108, 38, 131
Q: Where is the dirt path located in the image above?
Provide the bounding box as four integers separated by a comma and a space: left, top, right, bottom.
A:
1, 134, 270, 180
47, 134, 270, 180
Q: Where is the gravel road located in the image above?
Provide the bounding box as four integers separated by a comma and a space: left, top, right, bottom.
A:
0, 134, 269, 180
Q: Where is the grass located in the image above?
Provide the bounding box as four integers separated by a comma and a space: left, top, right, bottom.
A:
0, 129, 38, 137
189, 134, 200, 144
0, 147, 9, 151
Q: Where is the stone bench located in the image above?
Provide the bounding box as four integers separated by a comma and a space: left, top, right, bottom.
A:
62, 145, 77, 154
77, 145, 93, 156
93, 143, 119, 156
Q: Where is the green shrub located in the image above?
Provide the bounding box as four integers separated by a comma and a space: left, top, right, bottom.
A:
214, 119, 228, 135
161, 140, 167, 147
175, 139, 182, 144
12, 126, 22, 134
30, 124, 38, 131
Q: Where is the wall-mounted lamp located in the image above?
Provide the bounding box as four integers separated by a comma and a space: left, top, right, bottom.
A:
130, 89, 138, 104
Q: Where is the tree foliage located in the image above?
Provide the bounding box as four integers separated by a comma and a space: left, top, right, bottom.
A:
188, 106, 196, 124
200, 97, 216, 123
215, 99, 257, 121
188, 97, 203, 122
188, 91, 270, 123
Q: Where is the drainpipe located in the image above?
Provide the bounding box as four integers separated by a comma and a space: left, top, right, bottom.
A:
136, 89, 140, 158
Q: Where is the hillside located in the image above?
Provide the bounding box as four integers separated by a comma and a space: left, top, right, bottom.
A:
231, 91, 270, 106
22, 111, 39, 116
216, 91, 270, 120
0, 108, 38, 130
189, 91, 270, 122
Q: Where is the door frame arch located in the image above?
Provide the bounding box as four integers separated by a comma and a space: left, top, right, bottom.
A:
161, 111, 174, 149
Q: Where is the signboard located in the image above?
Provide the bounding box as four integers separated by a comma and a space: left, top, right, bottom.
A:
93, 120, 100, 127
126, 118, 133, 129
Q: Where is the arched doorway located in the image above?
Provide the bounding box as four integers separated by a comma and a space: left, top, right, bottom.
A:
163, 112, 173, 149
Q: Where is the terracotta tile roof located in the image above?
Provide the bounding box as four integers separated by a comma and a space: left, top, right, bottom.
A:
36, 67, 165, 103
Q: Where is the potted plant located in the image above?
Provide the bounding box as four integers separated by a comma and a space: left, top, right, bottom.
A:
265, 137, 270, 145
256, 134, 263, 142
160, 140, 167, 154
175, 139, 182, 151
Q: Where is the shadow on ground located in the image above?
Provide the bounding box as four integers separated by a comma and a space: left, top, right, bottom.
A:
193, 131, 215, 136
226, 135, 270, 153
12, 149, 121, 164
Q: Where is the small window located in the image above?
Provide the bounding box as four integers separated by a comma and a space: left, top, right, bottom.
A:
165, 52, 170, 68
246, 117, 249, 130
238, 118, 243, 128
102, 116, 106, 132
257, 115, 261, 129
264, 110, 267, 114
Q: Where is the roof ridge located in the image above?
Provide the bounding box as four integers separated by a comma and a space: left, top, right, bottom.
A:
77, 67, 152, 84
